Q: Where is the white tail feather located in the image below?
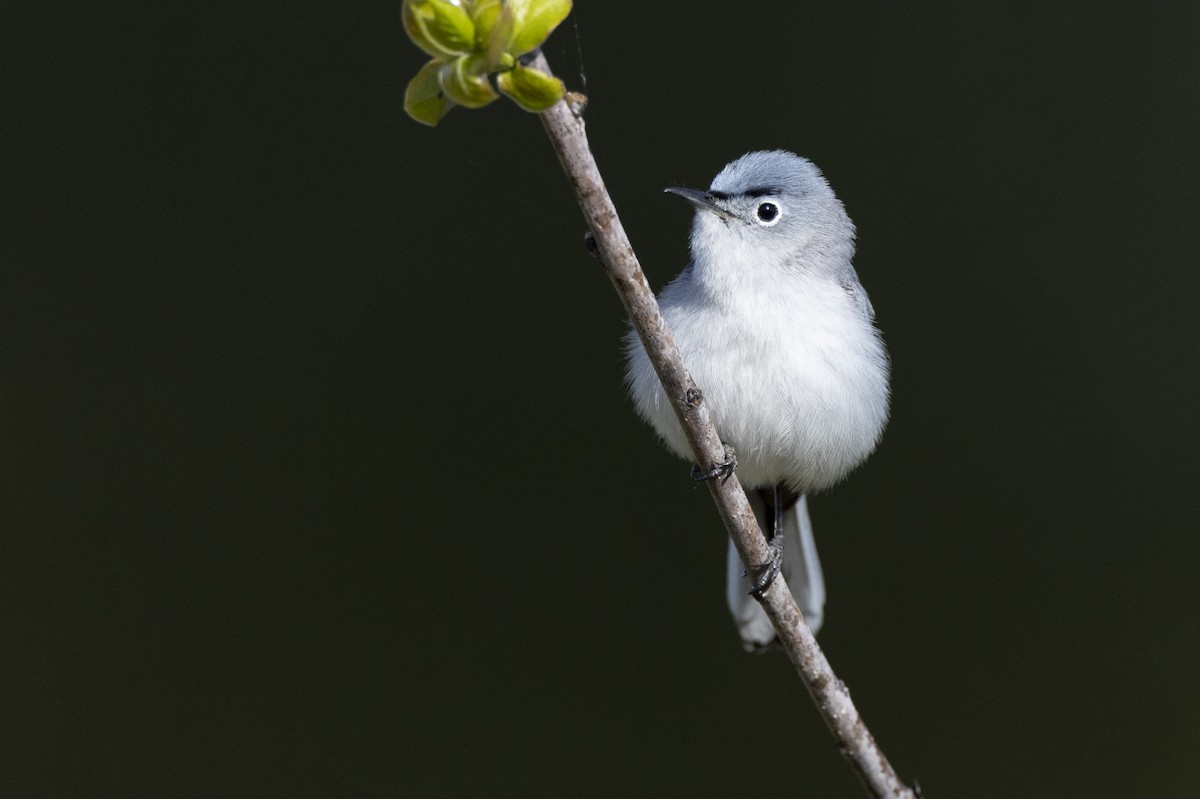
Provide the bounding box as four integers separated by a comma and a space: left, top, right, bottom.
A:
725, 494, 826, 650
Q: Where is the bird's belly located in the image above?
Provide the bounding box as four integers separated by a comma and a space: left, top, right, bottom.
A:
667, 306, 888, 492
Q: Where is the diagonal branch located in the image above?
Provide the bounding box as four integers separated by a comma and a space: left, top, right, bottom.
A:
531, 52, 917, 799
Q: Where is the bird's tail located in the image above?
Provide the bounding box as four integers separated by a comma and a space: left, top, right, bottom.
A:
725, 491, 826, 651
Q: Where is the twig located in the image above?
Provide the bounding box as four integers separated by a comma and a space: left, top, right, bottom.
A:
531, 52, 917, 799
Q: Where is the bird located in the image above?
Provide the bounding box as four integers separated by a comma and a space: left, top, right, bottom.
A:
624, 150, 890, 651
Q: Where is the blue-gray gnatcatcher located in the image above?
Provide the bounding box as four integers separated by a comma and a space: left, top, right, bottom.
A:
624, 151, 890, 650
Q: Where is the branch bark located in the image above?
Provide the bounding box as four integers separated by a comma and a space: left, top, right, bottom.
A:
531, 53, 916, 799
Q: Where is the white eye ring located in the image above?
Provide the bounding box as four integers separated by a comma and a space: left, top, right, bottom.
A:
755, 201, 782, 227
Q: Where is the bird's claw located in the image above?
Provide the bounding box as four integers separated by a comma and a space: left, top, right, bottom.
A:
690, 444, 737, 484
748, 534, 784, 598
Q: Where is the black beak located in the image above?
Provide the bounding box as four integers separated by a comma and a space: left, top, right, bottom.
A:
664, 186, 737, 221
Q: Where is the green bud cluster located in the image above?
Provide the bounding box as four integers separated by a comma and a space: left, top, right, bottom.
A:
403, 0, 572, 126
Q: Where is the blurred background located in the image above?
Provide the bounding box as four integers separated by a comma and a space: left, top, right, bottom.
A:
4, 2, 1198, 796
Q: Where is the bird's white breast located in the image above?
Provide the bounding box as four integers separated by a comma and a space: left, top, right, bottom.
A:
626, 264, 889, 492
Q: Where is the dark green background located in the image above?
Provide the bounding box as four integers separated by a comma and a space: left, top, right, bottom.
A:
5, 2, 1198, 796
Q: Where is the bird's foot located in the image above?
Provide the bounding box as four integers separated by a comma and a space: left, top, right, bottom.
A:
690, 444, 737, 484
748, 534, 784, 599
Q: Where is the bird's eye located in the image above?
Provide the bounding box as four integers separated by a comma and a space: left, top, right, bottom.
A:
756, 202, 780, 225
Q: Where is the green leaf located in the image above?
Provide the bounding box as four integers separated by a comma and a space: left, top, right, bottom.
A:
469, 0, 502, 45
403, 0, 476, 58
496, 63, 565, 111
438, 54, 500, 108
506, 0, 572, 57
404, 58, 457, 126
472, 0, 515, 70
